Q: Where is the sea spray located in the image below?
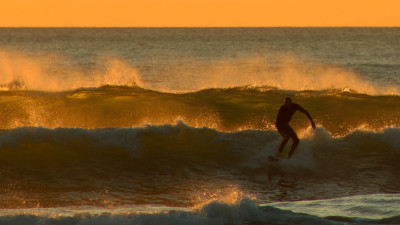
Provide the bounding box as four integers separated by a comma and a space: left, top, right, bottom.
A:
0, 50, 142, 91
1, 49, 399, 95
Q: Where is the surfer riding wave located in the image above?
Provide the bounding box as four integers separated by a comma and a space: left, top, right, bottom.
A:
275, 97, 315, 158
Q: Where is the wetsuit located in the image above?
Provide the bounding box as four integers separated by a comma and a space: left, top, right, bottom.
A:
275, 103, 308, 143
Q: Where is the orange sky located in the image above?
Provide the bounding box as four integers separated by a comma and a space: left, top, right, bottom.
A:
1, 0, 399, 27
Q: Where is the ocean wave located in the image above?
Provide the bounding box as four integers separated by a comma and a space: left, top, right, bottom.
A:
0, 49, 399, 95
0, 123, 399, 208
0, 198, 399, 225
0, 123, 399, 171
0, 85, 399, 135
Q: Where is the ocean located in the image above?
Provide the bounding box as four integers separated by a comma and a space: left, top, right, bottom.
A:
0, 28, 399, 224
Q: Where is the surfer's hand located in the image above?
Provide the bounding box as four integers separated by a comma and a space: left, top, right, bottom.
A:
311, 121, 316, 129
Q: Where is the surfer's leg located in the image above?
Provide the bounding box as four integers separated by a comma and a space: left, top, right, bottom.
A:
277, 128, 289, 153
278, 138, 289, 153
287, 126, 299, 158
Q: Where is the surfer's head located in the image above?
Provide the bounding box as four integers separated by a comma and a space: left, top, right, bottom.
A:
284, 97, 292, 106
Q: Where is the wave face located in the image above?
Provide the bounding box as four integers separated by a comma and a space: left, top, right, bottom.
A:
0, 86, 399, 135
0, 123, 399, 208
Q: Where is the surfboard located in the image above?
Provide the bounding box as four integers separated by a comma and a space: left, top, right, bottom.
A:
268, 154, 289, 161
268, 155, 280, 162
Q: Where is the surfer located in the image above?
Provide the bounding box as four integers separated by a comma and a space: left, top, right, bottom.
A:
275, 97, 315, 158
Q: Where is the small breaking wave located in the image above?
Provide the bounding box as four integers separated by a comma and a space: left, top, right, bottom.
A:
0, 198, 399, 225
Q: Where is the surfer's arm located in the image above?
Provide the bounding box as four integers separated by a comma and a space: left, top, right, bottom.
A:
297, 105, 316, 129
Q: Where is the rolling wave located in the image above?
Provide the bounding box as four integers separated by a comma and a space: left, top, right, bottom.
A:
0, 122, 399, 177
0, 86, 399, 136
0, 122, 399, 208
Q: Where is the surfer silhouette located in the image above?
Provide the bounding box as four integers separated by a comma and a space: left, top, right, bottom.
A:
275, 97, 315, 158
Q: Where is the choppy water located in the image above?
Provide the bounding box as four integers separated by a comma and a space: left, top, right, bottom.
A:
0, 28, 399, 224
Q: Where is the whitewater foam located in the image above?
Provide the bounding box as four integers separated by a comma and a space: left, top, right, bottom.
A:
267, 194, 400, 219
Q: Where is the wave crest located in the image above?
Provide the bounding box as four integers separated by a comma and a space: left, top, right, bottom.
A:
1, 50, 399, 95
0, 50, 141, 91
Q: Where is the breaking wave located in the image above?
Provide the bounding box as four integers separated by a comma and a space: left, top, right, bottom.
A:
0, 85, 399, 136
0, 198, 399, 225
0, 50, 399, 95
